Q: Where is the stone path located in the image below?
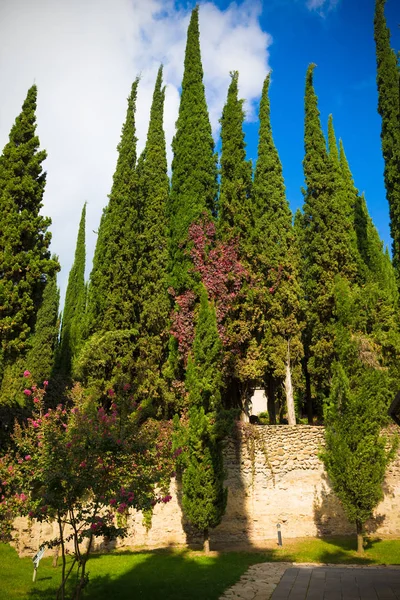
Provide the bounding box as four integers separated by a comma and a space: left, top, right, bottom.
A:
220, 563, 400, 600
219, 562, 293, 600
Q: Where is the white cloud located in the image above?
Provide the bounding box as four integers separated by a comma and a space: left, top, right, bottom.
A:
306, 0, 340, 15
0, 0, 271, 307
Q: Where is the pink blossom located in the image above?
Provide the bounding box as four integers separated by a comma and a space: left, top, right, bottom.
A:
123, 383, 131, 391
25, 455, 31, 461
108, 389, 115, 397
109, 498, 116, 506
117, 502, 127, 514
43, 380, 49, 387
23, 370, 31, 378
23, 389, 32, 396
33, 397, 40, 404
79, 461, 87, 468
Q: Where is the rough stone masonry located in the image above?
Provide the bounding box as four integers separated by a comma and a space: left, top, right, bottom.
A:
12, 425, 400, 556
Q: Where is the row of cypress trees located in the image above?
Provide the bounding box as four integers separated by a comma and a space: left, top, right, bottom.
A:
0, 0, 398, 547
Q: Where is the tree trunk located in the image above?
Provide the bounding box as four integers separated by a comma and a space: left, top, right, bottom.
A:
304, 361, 313, 425
285, 340, 296, 425
267, 375, 276, 425
356, 520, 364, 554
203, 529, 210, 554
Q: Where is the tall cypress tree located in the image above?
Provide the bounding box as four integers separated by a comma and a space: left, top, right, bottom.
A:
374, 0, 400, 276
168, 6, 218, 292
86, 79, 140, 335
0, 85, 59, 385
135, 66, 171, 412
299, 65, 358, 415
216, 71, 255, 409
218, 71, 252, 246
58, 203, 87, 376
252, 73, 303, 424
182, 285, 226, 551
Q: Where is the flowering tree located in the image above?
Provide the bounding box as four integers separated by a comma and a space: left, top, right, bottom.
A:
0, 373, 175, 600
169, 214, 247, 366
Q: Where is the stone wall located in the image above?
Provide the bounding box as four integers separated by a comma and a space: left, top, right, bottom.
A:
12, 425, 400, 556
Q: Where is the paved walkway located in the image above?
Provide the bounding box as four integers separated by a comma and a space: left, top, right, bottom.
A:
220, 564, 400, 600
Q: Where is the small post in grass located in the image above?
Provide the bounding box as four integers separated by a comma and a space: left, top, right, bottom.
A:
32, 546, 45, 582
277, 523, 282, 547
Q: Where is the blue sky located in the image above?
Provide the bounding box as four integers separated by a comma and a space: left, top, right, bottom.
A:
0, 0, 398, 303
241, 0, 399, 252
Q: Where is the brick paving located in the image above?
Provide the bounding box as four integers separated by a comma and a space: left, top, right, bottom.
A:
219, 563, 400, 600
271, 566, 400, 600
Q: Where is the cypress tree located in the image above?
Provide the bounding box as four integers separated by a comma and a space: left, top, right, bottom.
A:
86, 79, 140, 335
374, 0, 400, 275
299, 65, 358, 415
252, 73, 303, 424
216, 70, 254, 410
0, 85, 59, 384
58, 203, 87, 376
321, 359, 396, 554
135, 66, 171, 412
0, 270, 60, 405
218, 71, 252, 246
182, 285, 226, 552
168, 6, 218, 292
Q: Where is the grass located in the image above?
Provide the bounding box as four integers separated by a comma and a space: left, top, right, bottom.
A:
2, 537, 400, 600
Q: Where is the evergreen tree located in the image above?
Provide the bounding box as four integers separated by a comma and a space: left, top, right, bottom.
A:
58, 203, 86, 377
182, 285, 226, 551
321, 360, 396, 554
374, 0, 400, 275
0, 85, 59, 385
0, 270, 59, 405
168, 6, 218, 292
298, 65, 358, 416
252, 73, 303, 424
217, 70, 255, 410
86, 79, 140, 335
218, 71, 252, 246
135, 66, 171, 413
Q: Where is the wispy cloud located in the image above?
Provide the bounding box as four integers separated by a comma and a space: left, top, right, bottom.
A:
0, 0, 271, 305
306, 0, 340, 16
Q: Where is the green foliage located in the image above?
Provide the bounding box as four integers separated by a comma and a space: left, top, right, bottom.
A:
73, 329, 138, 401
168, 6, 218, 292
58, 203, 87, 377
135, 67, 172, 415
181, 286, 227, 540
0, 270, 60, 406
374, 0, 400, 275
321, 362, 397, 534
0, 86, 59, 379
298, 66, 359, 411
252, 73, 303, 420
86, 79, 140, 335
218, 71, 252, 246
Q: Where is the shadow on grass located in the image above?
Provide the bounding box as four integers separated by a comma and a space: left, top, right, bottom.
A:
25, 548, 272, 600
8, 536, 400, 600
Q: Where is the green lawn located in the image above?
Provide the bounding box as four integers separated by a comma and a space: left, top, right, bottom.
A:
2, 537, 400, 600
